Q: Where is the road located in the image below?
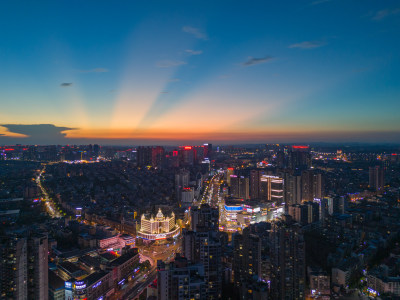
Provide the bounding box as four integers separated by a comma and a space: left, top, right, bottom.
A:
36, 165, 62, 218
125, 267, 157, 299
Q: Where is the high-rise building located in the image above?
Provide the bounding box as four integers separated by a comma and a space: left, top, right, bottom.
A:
270, 216, 305, 299
230, 176, 249, 200
0, 236, 28, 299
137, 146, 153, 166
282, 172, 302, 208
289, 145, 311, 170
233, 227, 262, 287
301, 170, 323, 202
182, 230, 222, 299
179, 146, 196, 166
151, 146, 165, 168
190, 204, 219, 232
181, 187, 195, 208
176, 169, 190, 201
250, 170, 261, 199
260, 175, 284, 204
226, 168, 234, 186
157, 254, 206, 300
27, 233, 48, 300
0, 232, 48, 300
183, 205, 222, 299
176, 170, 190, 189
369, 165, 385, 192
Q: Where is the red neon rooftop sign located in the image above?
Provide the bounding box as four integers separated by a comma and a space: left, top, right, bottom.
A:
292, 146, 309, 149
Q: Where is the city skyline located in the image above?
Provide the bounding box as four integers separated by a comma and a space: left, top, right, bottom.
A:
1, 0, 400, 145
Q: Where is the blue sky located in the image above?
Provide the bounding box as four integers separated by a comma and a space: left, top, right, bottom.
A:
0, 0, 399, 145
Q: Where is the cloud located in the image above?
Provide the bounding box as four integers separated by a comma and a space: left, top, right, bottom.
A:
242, 56, 274, 66
156, 60, 187, 68
78, 68, 109, 73
160, 91, 169, 94
371, 8, 400, 21
182, 26, 208, 40
0, 124, 76, 144
168, 78, 180, 82
310, 0, 332, 5
60, 82, 73, 87
289, 41, 326, 49
185, 49, 203, 55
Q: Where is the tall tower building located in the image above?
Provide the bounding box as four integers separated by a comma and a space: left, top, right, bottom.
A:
0, 236, 28, 299
226, 168, 234, 186
301, 170, 323, 202
137, 146, 153, 166
190, 204, 219, 232
249, 170, 262, 199
230, 176, 249, 200
157, 255, 206, 300
270, 217, 305, 299
183, 205, 222, 299
369, 165, 385, 192
233, 227, 262, 287
289, 146, 311, 171
260, 175, 284, 204
282, 172, 302, 206
28, 234, 49, 300
0, 232, 48, 300
176, 169, 190, 201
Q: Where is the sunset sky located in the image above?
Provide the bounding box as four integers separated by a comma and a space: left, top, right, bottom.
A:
1, 0, 400, 145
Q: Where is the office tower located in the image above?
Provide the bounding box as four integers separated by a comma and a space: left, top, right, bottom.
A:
0, 236, 28, 299
233, 227, 262, 287
157, 255, 206, 300
289, 145, 311, 170
27, 234, 48, 300
190, 204, 219, 232
301, 170, 323, 202
230, 176, 249, 200
260, 175, 284, 204
226, 168, 234, 186
270, 216, 306, 299
369, 165, 385, 192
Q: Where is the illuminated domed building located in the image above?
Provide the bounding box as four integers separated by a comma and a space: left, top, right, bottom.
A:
137, 208, 180, 240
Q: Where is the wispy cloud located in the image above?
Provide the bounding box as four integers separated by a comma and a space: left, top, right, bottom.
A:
168, 78, 180, 82
371, 8, 400, 21
310, 0, 332, 5
60, 82, 73, 87
289, 41, 326, 49
156, 60, 187, 68
160, 91, 169, 94
185, 49, 203, 56
182, 26, 208, 40
242, 56, 274, 67
78, 68, 109, 73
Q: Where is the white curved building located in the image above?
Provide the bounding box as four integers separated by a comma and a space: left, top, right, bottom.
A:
137, 208, 180, 240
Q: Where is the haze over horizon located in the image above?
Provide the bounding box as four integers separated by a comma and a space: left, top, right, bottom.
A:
1, 1, 400, 145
